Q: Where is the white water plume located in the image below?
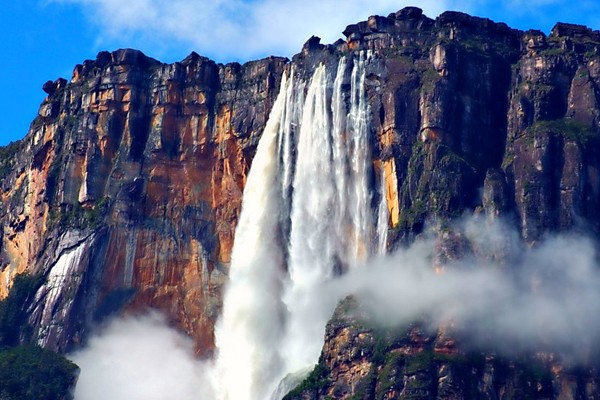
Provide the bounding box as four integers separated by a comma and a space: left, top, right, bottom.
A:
277, 67, 304, 227
283, 62, 343, 375
331, 56, 350, 256
213, 71, 291, 400
347, 51, 372, 262
214, 52, 379, 399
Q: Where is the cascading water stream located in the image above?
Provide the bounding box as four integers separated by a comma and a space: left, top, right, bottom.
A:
283, 63, 339, 375
377, 167, 389, 256
277, 68, 304, 236
347, 52, 372, 262
214, 51, 388, 400
213, 73, 291, 400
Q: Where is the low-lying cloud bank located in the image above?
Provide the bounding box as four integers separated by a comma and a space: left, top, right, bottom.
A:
69, 218, 600, 398
333, 218, 600, 359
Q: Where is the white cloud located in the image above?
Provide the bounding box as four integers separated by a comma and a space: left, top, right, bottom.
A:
50, 0, 452, 61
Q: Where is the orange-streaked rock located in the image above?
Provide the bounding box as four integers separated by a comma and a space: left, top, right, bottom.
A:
0, 49, 287, 353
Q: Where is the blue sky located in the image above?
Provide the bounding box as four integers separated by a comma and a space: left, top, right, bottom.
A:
1, 0, 600, 146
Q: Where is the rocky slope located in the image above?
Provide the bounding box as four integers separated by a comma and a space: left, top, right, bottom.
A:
285, 297, 600, 400
2, 6, 600, 394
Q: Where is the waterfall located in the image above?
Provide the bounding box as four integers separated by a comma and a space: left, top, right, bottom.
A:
214, 52, 385, 399
377, 167, 389, 256
277, 67, 304, 237
347, 52, 372, 262
213, 73, 291, 400
331, 57, 350, 263
283, 63, 338, 375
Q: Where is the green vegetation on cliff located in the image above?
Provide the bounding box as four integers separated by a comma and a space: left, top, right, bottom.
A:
0, 140, 24, 181
527, 118, 599, 146
47, 196, 111, 231
0, 274, 79, 400
0, 345, 78, 400
0, 274, 43, 347
283, 359, 331, 400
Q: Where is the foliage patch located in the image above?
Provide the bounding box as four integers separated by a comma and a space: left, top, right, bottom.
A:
0, 140, 24, 181
527, 118, 599, 146
0, 274, 79, 400
0, 345, 79, 400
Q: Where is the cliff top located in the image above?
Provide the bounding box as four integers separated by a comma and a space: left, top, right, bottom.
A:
33, 6, 600, 97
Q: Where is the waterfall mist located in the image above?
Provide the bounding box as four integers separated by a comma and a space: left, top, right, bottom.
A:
68, 219, 600, 399
69, 313, 214, 400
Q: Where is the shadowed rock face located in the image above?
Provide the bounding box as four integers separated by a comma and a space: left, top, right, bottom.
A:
2, 7, 600, 370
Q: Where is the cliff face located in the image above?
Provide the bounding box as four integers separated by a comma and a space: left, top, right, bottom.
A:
2, 5, 600, 384
288, 7, 600, 249
0, 49, 286, 352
